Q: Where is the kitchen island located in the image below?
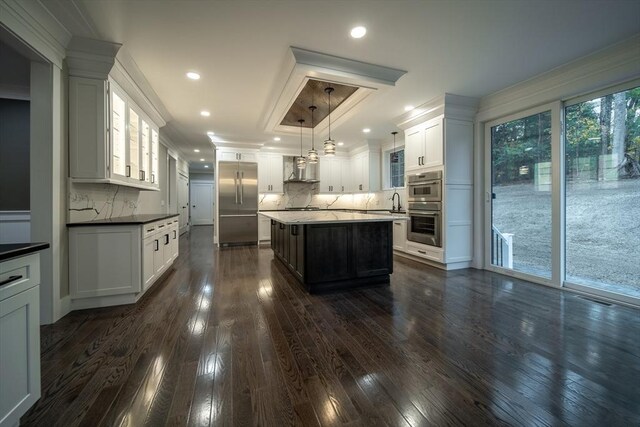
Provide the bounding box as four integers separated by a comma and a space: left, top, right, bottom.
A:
260, 211, 406, 292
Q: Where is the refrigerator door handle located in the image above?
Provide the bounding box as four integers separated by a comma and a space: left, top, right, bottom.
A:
234, 171, 239, 204
240, 171, 244, 204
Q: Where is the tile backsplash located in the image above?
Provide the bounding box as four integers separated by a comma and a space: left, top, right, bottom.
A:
258, 185, 407, 212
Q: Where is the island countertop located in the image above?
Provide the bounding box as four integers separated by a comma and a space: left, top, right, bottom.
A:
259, 210, 407, 225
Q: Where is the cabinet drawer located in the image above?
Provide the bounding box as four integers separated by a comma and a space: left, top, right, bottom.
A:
0, 254, 40, 301
406, 242, 443, 262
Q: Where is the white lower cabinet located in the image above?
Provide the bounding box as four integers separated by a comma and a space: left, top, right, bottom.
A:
0, 253, 42, 427
392, 220, 407, 252
69, 215, 179, 309
258, 215, 271, 241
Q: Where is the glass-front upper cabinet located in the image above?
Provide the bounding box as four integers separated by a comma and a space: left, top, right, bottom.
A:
151, 128, 159, 185
111, 90, 127, 178
141, 120, 150, 182
128, 107, 140, 180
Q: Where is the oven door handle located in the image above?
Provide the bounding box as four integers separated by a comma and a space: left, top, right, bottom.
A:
409, 180, 440, 186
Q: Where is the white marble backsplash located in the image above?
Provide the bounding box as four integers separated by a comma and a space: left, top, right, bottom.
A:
68, 182, 140, 222
259, 186, 408, 212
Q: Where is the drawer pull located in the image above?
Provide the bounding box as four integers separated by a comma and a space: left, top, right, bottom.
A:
0, 275, 23, 286
147, 228, 155, 232
418, 250, 426, 255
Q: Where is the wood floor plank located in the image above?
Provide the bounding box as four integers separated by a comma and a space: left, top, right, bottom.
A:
20, 226, 640, 426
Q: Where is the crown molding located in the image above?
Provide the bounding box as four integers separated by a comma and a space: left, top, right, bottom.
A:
395, 93, 479, 130
0, 0, 71, 67
65, 36, 121, 79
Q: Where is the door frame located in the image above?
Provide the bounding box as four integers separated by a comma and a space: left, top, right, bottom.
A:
483, 101, 562, 288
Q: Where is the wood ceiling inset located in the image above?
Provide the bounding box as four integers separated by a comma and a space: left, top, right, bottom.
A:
280, 79, 358, 128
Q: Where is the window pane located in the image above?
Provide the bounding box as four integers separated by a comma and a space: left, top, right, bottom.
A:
491, 111, 552, 278
390, 149, 404, 188
565, 86, 640, 298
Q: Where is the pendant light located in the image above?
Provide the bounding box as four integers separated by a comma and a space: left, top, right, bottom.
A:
297, 119, 307, 169
323, 87, 336, 156
307, 105, 319, 163
391, 131, 399, 163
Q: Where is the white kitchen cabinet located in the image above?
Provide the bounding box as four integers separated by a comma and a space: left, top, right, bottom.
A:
319, 157, 350, 193
258, 216, 271, 241
392, 220, 407, 252
69, 77, 161, 191
218, 150, 257, 162
258, 153, 283, 193
404, 116, 443, 172
350, 150, 381, 192
69, 215, 179, 310
0, 253, 42, 427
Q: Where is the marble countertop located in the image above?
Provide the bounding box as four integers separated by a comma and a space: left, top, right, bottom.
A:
67, 213, 179, 227
0, 242, 50, 262
259, 211, 408, 225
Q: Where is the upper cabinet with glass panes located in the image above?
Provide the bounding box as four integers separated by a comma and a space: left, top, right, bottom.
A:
69, 77, 161, 191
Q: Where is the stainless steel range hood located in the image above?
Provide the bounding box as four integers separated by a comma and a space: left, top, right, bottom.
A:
283, 156, 319, 183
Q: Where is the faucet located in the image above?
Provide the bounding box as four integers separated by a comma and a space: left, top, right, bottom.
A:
391, 191, 402, 212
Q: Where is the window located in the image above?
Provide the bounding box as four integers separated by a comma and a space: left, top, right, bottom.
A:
388, 148, 405, 188
564, 85, 640, 299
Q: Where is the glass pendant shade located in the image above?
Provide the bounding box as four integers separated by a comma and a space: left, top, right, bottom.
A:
307, 148, 319, 163
323, 139, 336, 156
296, 155, 307, 169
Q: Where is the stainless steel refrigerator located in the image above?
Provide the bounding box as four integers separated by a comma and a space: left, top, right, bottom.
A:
218, 161, 258, 244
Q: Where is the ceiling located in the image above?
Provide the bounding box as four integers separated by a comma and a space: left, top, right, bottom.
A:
42, 0, 640, 166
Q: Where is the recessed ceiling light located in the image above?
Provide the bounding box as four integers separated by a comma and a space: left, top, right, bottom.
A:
194, 149, 200, 153
337, 142, 344, 146
362, 128, 371, 133
200, 110, 210, 117
350, 26, 367, 39
273, 137, 281, 141
200, 158, 205, 161
204, 165, 209, 168
186, 71, 200, 80
404, 105, 414, 112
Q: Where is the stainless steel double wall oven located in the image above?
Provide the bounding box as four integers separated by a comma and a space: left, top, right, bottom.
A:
407, 171, 442, 247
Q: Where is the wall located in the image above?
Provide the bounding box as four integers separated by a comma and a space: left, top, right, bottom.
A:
0, 98, 30, 210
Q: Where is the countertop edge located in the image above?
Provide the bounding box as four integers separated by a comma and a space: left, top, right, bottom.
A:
67, 213, 180, 227
259, 211, 407, 225
0, 242, 50, 262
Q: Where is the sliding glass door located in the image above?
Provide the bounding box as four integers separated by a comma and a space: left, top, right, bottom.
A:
488, 108, 553, 279
564, 86, 640, 300
485, 83, 640, 305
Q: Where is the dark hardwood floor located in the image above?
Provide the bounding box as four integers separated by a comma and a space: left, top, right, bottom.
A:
22, 226, 640, 426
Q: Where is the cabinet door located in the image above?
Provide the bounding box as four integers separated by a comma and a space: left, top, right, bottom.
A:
140, 120, 150, 182
404, 128, 423, 171
270, 220, 276, 250
142, 237, 156, 290
339, 158, 350, 192
392, 220, 407, 252
0, 286, 40, 427
151, 128, 159, 186
319, 159, 334, 192
258, 154, 270, 193
238, 152, 256, 162
288, 226, 297, 271
269, 155, 283, 193
153, 235, 164, 274
258, 216, 271, 241
111, 89, 127, 178
352, 153, 365, 192
218, 152, 238, 162
423, 119, 443, 168
128, 107, 140, 180
170, 225, 179, 260
162, 229, 173, 265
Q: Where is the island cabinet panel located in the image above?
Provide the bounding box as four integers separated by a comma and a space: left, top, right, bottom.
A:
268, 218, 393, 293
353, 222, 393, 277
305, 224, 353, 283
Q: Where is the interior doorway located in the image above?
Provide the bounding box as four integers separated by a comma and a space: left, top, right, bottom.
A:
177, 173, 189, 234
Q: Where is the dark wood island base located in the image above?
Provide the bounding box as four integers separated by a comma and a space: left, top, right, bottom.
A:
270, 219, 393, 293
